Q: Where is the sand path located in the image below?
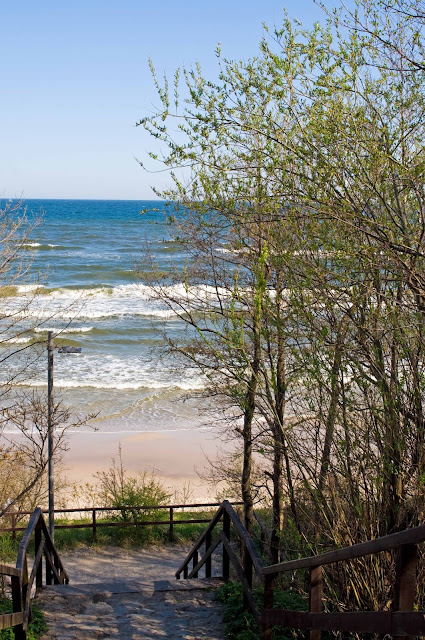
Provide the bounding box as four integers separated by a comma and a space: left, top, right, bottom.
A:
36, 545, 225, 640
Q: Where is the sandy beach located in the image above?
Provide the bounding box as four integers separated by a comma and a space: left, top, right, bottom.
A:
61, 427, 234, 504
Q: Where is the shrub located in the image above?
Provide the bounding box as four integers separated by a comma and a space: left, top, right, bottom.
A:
95, 445, 171, 522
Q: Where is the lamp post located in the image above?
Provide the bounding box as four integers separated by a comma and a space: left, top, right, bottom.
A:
47, 331, 54, 541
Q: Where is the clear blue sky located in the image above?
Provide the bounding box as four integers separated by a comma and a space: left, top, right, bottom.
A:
0, 1, 333, 200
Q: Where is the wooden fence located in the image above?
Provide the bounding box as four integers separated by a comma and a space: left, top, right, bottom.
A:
174, 500, 425, 639
0, 502, 242, 542
0, 508, 68, 640
262, 522, 425, 639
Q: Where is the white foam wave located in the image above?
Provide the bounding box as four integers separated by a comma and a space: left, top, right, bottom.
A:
21, 242, 40, 248
17, 379, 202, 391
4, 281, 243, 324
6, 353, 206, 392
16, 284, 42, 293
33, 326, 94, 334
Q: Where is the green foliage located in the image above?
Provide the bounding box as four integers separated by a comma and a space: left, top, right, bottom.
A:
216, 581, 307, 640
95, 446, 171, 522
0, 599, 46, 640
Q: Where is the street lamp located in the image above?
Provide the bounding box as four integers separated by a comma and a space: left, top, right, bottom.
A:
47, 331, 54, 541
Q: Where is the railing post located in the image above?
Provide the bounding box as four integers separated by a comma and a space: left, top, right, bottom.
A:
169, 507, 174, 542
193, 550, 199, 578
394, 542, 418, 640
309, 566, 323, 640
34, 519, 42, 590
12, 573, 25, 640
45, 546, 53, 586
205, 529, 212, 578
92, 509, 97, 542
11, 511, 17, 542
222, 510, 230, 580
243, 546, 253, 611
262, 573, 275, 640
21, 555, 30, 626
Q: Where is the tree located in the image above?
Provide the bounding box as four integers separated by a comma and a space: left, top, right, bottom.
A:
138, 0, 425, 591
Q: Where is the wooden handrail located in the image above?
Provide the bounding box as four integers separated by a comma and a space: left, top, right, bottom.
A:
175, 500, 264, 627
2, 501, 243, 517
0, 507, 69, 640
261, 525, 425, 640
263, 521, 425, 574
172, 503, 425, 639
1, 502, 243, 543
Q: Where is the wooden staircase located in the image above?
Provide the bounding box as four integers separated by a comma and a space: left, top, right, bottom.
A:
36, 574, 225, 639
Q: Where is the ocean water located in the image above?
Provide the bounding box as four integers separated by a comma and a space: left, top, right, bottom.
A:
0, 199, 208, 433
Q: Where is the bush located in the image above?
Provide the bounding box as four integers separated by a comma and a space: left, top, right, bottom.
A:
95, 445, 171, 522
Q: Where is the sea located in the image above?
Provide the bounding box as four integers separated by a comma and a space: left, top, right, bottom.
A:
0, 199, 209, 434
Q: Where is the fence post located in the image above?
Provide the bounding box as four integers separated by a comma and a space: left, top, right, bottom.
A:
243, 547, 253, 611
205, 529, 212, 578
222, 510, 230, 580
169, 507, 174, 542
34, 519, 42, 590
11, 574, 24, 640
11, 511, 17, 542
262, 573, 275, 640
394, 542, 418, 640
309, 566, 323, 640
193, 549, 199, 578
92, 509, 97, 542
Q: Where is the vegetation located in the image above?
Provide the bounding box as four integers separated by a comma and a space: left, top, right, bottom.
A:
94, 445, 171, 522
216, 581, 307, 640
0, 598, 46, 640
137, 0, 425, 614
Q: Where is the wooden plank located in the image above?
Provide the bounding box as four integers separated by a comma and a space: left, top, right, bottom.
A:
43, 547, 63, 585
262, 610, 393, 633
221, 534, 261, 626
394, 544, 418, 640
187, 533, 222, 579
263, 523, 425, 575
222, 501, 264, 580
392, 611, 425, 635
262, 574, 275, 640
0, 612, 24, 630
52, 518, 211, 531
205, 529, 212, 578
175, 505, 224, 578
0, 563, 21, 577
192, 550, 199, 579
394, 543, 417, 611
222, 510, 230, 581
28, 540, 45, 594
261, 610, 425, 635
16, 508, 42, 572
40, 516, 69, 583
309, 566, 322, 640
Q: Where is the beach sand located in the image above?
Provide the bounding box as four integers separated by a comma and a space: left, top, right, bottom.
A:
61, 428, 234, 504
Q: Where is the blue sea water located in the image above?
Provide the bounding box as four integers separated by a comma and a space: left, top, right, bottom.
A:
0, 199, 206, 433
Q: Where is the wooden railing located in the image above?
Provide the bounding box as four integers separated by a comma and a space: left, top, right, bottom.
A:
262, 523, 425, 639
176, 502, 425, 639
0, 507, 68, 640
1, 502, 241, 542
175, 500, 264, 625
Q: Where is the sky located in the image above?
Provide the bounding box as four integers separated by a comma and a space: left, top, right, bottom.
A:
1, 1, 334, 200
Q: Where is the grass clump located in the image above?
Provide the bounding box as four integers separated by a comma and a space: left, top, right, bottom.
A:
0, 598, 46, 639
216, 581, 307, 640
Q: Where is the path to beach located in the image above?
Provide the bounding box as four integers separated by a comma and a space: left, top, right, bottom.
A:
36, 544, 225, 640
